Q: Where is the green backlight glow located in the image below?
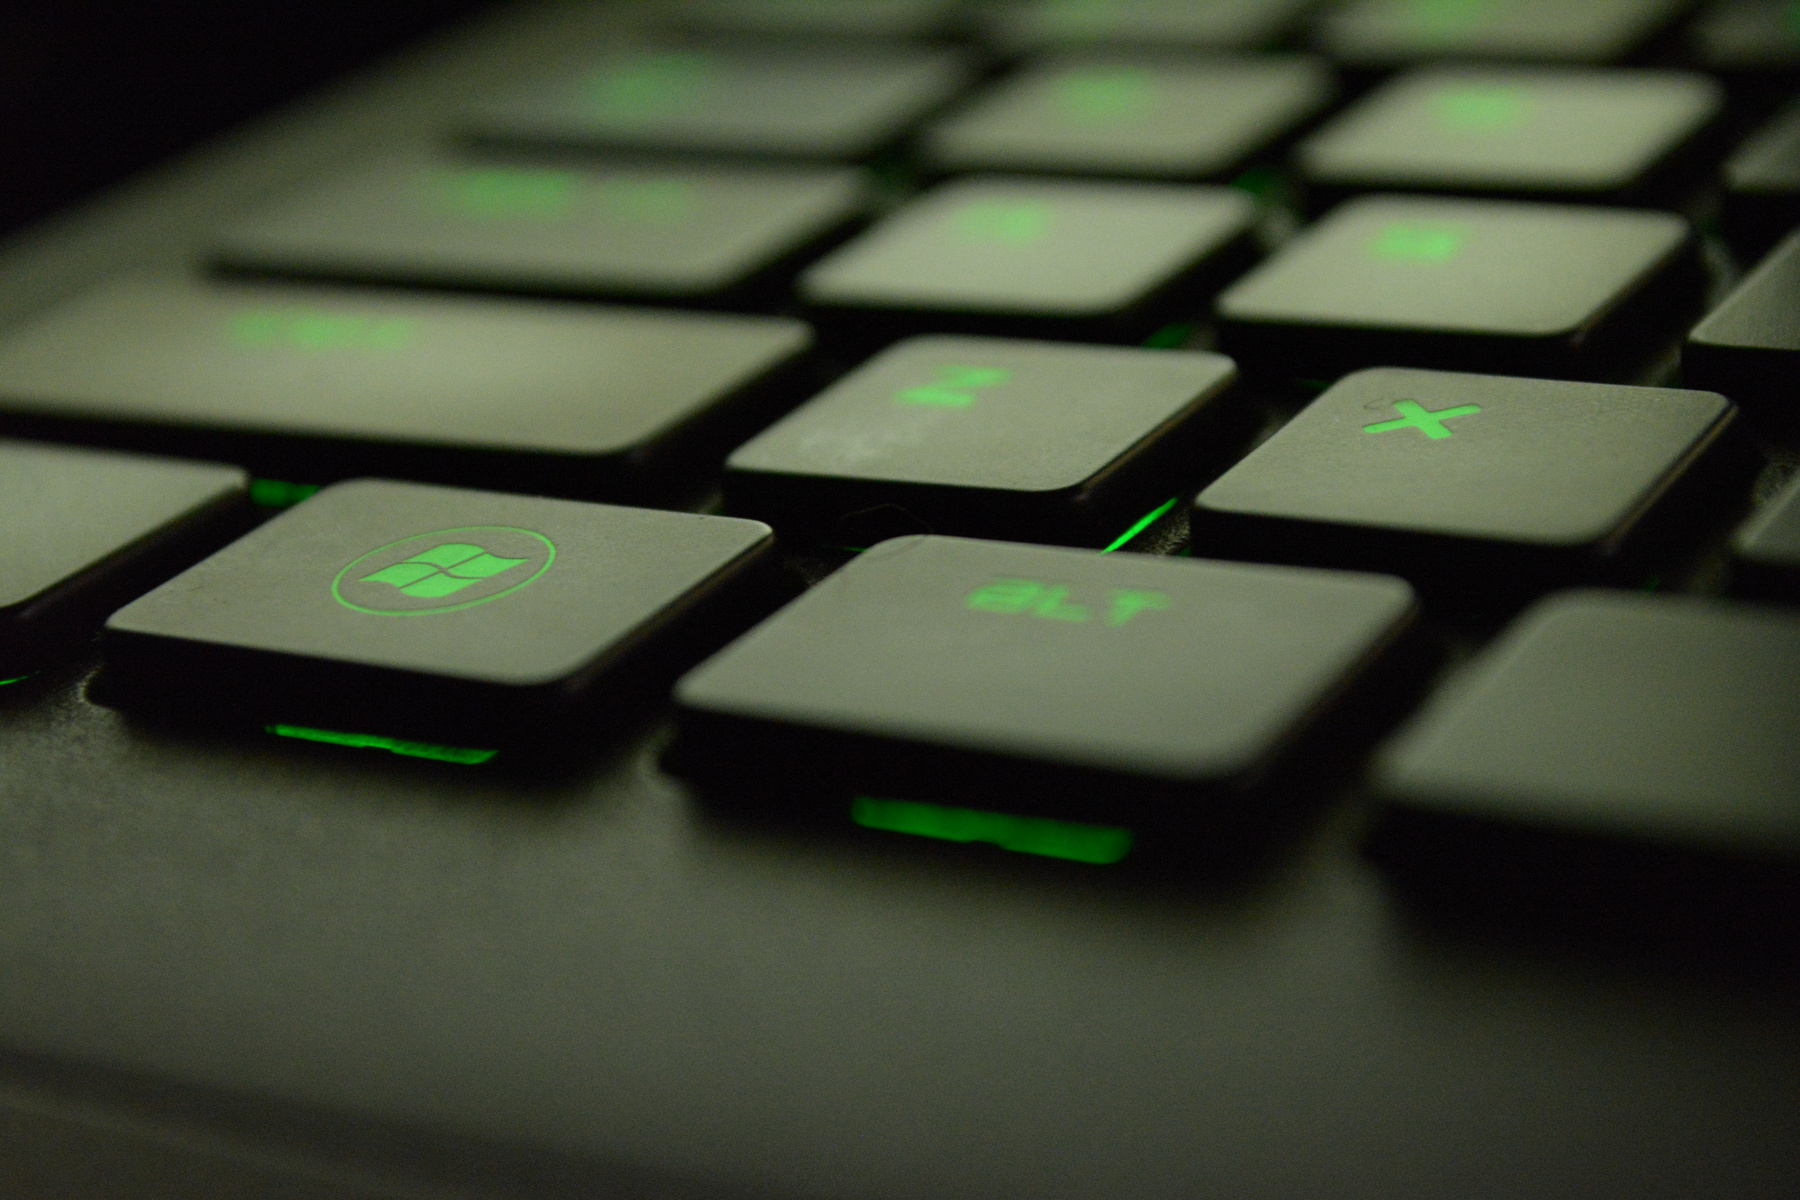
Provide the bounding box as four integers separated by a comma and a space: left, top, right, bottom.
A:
0, 675, 33, 687
851, 796, 1133, 864
956, 200, 1054, 246
1142, 323, 1194, 349
1364, 398, 1481, 440
431, 167, 577, 220
589, 52, 709, 117
267, 724, 497, 764
249, 479, 322, 508
1057, 67, 1154, 124
1411, 0, 1488, 36
228, 308, 415, 352
894, 364, 1012, 407
1368, 222, 1466, 263
1434, 86, 1530, 133
1102, 496, 1178, 552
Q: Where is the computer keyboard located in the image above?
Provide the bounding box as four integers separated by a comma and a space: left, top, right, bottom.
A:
0, 1, 1797, 1196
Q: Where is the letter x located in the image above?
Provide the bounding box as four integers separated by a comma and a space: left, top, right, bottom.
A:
1363, 398, 1481, 440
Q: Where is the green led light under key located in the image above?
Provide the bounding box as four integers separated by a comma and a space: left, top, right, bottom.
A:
851, 796, 1133, 864
267, 724, 497, 764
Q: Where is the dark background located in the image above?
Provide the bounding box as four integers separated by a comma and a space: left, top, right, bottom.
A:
0, 1, 499, 240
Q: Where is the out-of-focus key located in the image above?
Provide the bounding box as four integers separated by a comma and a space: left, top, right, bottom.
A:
1733, 471, 1800, 602
1215, 194, 1700, 380
921, 54, 1333, 181
1721, 100, 1800, 262
658, 0, 966, 40
800, 175, 1256, 346
1315, 0, 1686, 69
671, 535, 1418, 833
459, 45, 971, 161
725, 335, 1241, 545
984, 0, 1318, 55
1685, 228, 1800, 424
1191, 368, 1740, 605
1295, 65, 1721, 207
101, 479, 776, 747
0, 278, 811, 499
1690, 0, 1800, 83
215, 156, 867, 305
0, 440, 247, 676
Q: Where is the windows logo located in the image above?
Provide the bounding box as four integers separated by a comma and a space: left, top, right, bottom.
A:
333, 526, 556, 615
360, 543, 526, 600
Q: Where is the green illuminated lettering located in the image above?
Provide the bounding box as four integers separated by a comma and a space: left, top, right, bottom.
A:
1368, 222, 1467, 262
588, 52, 709, 117
1057, 67, 1154, 124
955, 200, 1053, 246
966, 578, 1049, 614
851, 796, 1133, 864
267, 724, 497, 764
431, 168, 577, 219
228, 308, 415, 352
1031, 585, 1090, 622
894, 364, 1012, 407
1411, 0, 1488, 36
1105, 588, 1168, 626
1434, 86, 1530, 133
1364, 398, 1482, 440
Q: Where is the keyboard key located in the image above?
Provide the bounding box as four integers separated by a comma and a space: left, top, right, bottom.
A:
214, 156, 868, 305
1191, 368, 1740, 604
984, 0, 1317, 54
1215, 194, 1700, 380
1690, 0, 1800, 81
1721, 100, 1800, 262
0, 277, 811, 499
1369, 591, 1800, 893
658, 0, 966, 40
1295, 65, 1722, 206
724, 335, 1241, 545
0, 440, 247, 675
1685, 228, 1800, 425
101, 479, 776, 745
1733, 469, 1800, 601
920, 54, 1334, 181
1315, 0, 1686, 68
800, 175, 1256, 346
671, 535, 1418, 829
460, 45, 971, 161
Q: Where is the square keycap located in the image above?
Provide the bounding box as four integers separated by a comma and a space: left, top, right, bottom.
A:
800, 175, 1256, 344
102, 480, 775, 744
921, 54, 1333, 180
724, 335, 1240, 545
215, 155, 867, 304
1685, 229, 1800, 420
0, 440, 247, 675
1371, 591, 1800, 865
984, 0, 1317, 54
1215, 194, 1699, 379
1192, 368, 1738, 600
1731, 470, 1800, 602
459, 45, 970, 161
1314, 0, 1685, 68
672, 535, 1417, 826
1295, 66, 1721, 204
0, 277, 810, 498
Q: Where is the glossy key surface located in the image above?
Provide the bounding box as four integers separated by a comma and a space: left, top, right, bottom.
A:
102, 479, 776, 745
1192, 368, 1737, 602
1685, 228, 1800, 420
800, 175, 1256, 344
215, 155, 867, 303
0, 277, 811, 498
984, 0, 1317, 54
1371, 590, 1800, 868
725, 335, 1240, 545
1295, 65, 1720, 204
1215, 194, 1698, 379
0, 440, 247, 676
1732, 470, 1800, 601
460, 45, 971, 160
921, 54, 1333, 180
1315, 0, 1685, 68
672, 535, 1417, 826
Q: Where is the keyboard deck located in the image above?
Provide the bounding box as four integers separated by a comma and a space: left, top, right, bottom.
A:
1, 2, 1797, 1196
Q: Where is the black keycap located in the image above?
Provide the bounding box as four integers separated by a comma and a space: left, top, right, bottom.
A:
101, 479, 776, 746
1685, 228, 1800, 422
1369, 591, 1800, 902
1215, 194, 1700, 379
984, 0, 1317, 55
459, 45, 971, 161
1732, 470, 1800, 601
1191, 368, 1740, 604
1315, 0, 1685, 68
0, 440, 247, 676
724, 335, 1242, 545
1691, 0, 1800, 81
800, 175, 1256, 346
1294, 65, 1721, 207
670, 535, 1418, 831
659, 0, 966, 40
0, 277, 811, 499
214, 155, 867, 305
1720, 100, 1800, 262
920, 54, 1333, 181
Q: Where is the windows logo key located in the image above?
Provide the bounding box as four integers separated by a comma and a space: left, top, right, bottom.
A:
333, 526, 555, 615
